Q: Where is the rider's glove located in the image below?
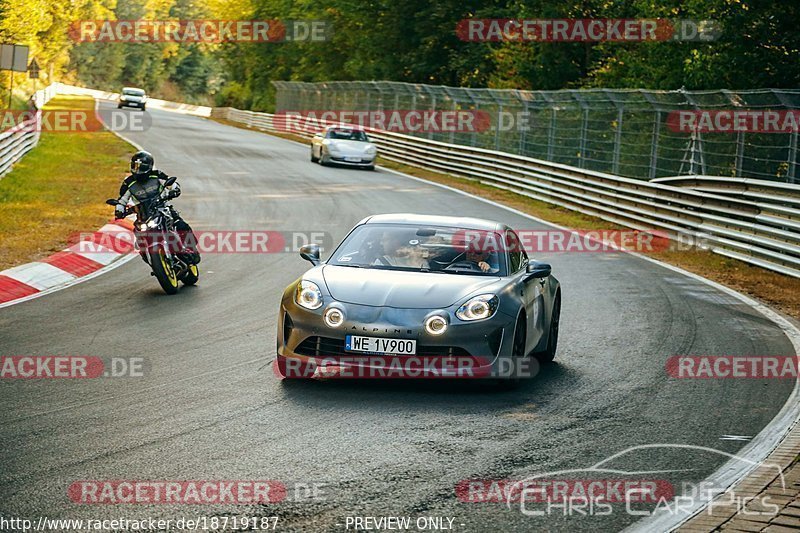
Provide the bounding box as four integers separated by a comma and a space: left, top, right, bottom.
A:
114, 205, 126, 219
167, 183, 181, 199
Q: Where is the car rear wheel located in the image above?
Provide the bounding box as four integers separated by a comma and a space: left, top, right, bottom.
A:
535, 293, 561, 363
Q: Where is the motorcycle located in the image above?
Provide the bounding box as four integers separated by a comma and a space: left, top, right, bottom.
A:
106, 177, 199, 294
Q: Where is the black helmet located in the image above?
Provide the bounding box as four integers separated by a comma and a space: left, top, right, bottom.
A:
130, 151, 154, 176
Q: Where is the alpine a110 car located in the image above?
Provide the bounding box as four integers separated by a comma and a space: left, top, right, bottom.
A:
275, 214, 561, 382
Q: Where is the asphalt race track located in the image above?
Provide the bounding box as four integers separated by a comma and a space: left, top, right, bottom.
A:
0, 101, 796, 532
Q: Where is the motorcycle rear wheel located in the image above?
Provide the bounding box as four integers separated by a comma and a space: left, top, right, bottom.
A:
182, 264, 199, 285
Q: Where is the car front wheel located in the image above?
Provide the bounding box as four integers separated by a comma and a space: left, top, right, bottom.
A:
535, 293, 560, 363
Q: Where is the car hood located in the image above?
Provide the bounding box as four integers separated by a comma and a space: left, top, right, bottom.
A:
321, 265, 499, 309
327, 140, 375, 154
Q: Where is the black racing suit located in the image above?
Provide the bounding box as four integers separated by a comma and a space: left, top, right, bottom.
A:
117, 170, 200, 264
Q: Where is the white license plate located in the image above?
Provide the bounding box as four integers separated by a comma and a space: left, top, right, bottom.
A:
344, 156, 362, 162
345, 335, 417, 355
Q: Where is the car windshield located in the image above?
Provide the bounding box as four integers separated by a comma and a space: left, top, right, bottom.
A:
330, 224, 507, 276
327, 128, 368, 142
122, 89, 145, 96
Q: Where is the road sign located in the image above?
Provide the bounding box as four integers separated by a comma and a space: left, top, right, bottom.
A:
0, 44, 29, 72
28, 58, 39, 79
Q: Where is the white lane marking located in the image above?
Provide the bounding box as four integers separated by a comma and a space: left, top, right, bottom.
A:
720, 435, 753, 441
0, 262, 76, 291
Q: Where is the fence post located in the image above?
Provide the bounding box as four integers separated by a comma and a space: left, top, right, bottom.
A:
494, 104, 502, 150
735, 131, 745, 177
612, 107, 623, 175
789, 129, 798, 184
649, 111, 661, 180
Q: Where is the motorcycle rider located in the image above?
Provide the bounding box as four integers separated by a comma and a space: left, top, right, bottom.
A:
115, 150, 200, 264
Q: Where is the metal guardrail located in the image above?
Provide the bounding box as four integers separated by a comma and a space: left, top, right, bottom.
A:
212, 106, 800, 279
0, 83, 60, 178
273, 81, 800, 184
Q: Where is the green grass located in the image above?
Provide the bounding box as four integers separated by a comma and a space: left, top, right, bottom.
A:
0, 95, 133, 270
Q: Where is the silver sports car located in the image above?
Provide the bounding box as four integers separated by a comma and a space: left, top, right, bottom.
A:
275, 214, 561, 382
310, 125, 377, 169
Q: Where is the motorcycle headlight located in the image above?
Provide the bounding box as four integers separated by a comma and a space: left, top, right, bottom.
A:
456, 294, 499, 321
296, 280, 323, 310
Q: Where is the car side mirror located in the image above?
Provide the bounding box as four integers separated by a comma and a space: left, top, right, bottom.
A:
525, 261, 551, 280
299, 243, 321, 266
105, 198, 119, 206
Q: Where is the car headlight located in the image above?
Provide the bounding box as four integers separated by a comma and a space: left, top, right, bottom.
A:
424, 315, 448, 335
296, 280, 323, 310
326, 141, 341, 153
364, 145, 377, 155
324, 307, 345, 327
456, 294, 499, 321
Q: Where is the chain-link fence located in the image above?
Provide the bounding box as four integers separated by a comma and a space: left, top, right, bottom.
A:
272, 81, 800, 183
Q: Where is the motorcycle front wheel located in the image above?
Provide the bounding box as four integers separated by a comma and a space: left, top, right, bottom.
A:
150, 249, 179, 294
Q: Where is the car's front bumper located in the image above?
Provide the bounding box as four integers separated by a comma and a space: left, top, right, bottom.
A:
277, 295, 518, 379
327, 154, 376, 167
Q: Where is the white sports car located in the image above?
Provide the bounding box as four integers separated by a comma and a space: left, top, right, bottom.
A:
310, 125, 377, 170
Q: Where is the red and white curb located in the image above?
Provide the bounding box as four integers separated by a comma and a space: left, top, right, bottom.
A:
0, 219, 136, 308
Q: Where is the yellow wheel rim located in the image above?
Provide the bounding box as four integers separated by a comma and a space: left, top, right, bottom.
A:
160, 254, 178, 287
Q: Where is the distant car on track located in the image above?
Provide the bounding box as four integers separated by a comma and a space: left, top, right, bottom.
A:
310, 125, 377, 170
118, 87, 147, 110
276, 214, 561, 383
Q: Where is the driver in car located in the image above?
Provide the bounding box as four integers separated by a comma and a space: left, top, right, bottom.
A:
465, 245, 500, 273
375, 231, 429, 268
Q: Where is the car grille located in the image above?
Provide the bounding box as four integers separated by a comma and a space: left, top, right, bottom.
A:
330, 157, 371, 163
295, 336, 472, 358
